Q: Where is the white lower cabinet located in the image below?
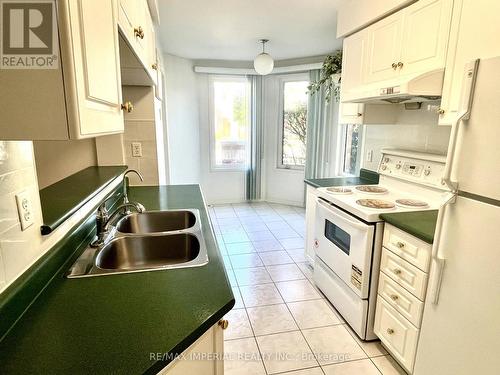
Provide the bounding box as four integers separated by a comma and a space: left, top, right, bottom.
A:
159, 321, 225, 375
374, 297, 419, 371
374, 224, 432, 373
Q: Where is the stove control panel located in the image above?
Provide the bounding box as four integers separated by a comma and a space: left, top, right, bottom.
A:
378, 150, 446, 188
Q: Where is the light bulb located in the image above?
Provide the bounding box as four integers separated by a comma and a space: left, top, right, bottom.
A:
254, 52, 274, 75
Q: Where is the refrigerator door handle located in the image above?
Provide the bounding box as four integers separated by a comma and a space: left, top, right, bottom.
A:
441, 59, 480, 192
429, 193, 456, 304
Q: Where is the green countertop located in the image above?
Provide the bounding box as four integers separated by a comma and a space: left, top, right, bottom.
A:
305, 169, 379, 188
40, 166, 127, 234
380, 210, 438, 244
0, 185, 234, 374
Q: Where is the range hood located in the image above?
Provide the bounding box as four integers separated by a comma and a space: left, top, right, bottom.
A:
343, 69, 445, 104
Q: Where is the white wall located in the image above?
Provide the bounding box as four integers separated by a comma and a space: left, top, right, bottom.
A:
163, 53, 201, 184
262, 74, 307, 206
197, 74, 246, 204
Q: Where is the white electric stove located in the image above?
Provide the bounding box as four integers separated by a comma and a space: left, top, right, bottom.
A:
312, 149, 451, 340
316, 149, 450, 222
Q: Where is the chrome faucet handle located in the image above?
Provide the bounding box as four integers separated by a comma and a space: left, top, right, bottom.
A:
103, 202, 145, 232
97, 194, 120, 217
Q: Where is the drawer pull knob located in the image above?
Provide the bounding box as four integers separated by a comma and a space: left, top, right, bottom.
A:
390, 294, 399, 301
393, 269, 402, 275
134, 26, 145, 39
151, 62, 158, 70
397, 62, 404, 68
218, 319, 229, 330
387, 328, 395, 335
396, 242, 405, 248
391, 62, 398, 70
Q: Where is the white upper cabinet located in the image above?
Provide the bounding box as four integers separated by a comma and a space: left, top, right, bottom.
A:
64, 0, 124, 137
438, 0, 500, 125
342, 30, 368, 93
365, 13, 403, 83
343, 0, 453, 93
400, 0, 453, 76
0, 0, 123, 140
118, 0, 157, 85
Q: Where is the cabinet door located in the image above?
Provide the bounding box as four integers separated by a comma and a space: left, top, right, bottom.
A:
154, 49, 164, 100
365, 12, 403, 83
339, 103, 364, 125
400, 0, 453, 76
145, 6, 158, 85
439, 0, 500, 125
65, 0, 123, 138
159, 323, 224, 374
341, 30, 367, 94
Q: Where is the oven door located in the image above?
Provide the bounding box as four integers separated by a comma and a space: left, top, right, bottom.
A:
314, 198, 375, 298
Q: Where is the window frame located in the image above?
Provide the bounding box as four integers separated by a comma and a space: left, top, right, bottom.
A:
337, 123, 364, 177
276, 73, 310, 171
208, 75, 252, 172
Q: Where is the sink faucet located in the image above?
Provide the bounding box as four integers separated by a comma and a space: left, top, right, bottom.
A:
123, 169, 144, 214
103, 202, 145, 232
92, 201, 145, 248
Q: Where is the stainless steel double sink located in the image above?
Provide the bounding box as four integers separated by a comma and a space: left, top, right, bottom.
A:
67, 209, 209, 278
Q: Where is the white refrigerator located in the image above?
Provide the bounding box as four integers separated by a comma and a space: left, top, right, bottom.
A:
413, 57, 500, 374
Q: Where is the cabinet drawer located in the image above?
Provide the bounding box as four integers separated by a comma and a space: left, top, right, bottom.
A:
383, 224, 432, 272
374, 297, 419, 373
381, 248, 428, 300
378, 272, 424, 327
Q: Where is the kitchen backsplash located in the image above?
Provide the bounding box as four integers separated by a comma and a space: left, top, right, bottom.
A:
362, 123, 451, 171
0, 140, 116, 294
0, 141, 44, 292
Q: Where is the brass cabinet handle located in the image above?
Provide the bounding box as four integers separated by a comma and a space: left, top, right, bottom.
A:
151, 62, 158, 70
437, 108, 445, 115
397, 61, 404, 68
390, 294, 399, 301
391, 63, 398, 70
134, 26, 145, 39
396, 241, 405, 249
121, 101, 134, 113
218, 319, 229, 330
357, 112, 363, 117
393, 268, 402, 275
387, 328, 395, 335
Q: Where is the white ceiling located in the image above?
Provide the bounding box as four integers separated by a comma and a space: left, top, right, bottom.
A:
157, 0, 344, 61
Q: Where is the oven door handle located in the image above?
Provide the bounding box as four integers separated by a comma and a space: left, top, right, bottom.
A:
316, 198, 369, 231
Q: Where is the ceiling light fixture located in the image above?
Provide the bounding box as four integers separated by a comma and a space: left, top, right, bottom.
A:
253, 39, 274, 75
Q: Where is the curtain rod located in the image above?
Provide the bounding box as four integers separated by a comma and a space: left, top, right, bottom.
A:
193, 62, 323, 75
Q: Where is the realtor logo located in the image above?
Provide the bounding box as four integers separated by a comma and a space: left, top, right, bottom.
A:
0, 0, 58, 69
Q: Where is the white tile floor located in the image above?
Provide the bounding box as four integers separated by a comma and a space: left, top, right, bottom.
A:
209, 202, 406, 375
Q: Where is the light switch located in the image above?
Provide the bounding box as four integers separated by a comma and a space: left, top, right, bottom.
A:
15, 190, 34, 231
131, 142, 142, 157
366, 150, 373, 162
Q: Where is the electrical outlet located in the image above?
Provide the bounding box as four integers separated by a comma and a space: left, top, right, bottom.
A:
366, 150, 373, 162
131, 142, 142, 157
15, 190, 34, 231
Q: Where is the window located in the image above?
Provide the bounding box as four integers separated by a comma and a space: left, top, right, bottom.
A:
278, 78, 309, 169
341, 124, 362, 175
209, 76, 251, 170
